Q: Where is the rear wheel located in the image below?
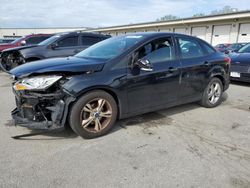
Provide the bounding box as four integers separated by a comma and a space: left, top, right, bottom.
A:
69, 90, 117, 139
200, 78, 223, 108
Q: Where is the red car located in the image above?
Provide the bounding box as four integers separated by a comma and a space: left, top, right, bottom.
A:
214, 43, 231, 53
0, 34, 52, 52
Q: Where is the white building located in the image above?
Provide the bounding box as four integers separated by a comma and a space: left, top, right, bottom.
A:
0, 27, 89, 38
86, 11, 250, 45
0, 11, 250, 45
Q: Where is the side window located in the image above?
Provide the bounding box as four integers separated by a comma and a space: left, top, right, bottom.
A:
177, 37, 205, 59
137, 37, 174, 64
26, 36, 50, 45
81, 36, 101, 46
201, 42, 216, 55
57, 36, 78, 47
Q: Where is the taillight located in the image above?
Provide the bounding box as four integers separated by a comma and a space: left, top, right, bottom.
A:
224, 57, 231, 65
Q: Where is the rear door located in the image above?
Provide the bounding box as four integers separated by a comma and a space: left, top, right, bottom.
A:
176, 36, 211, 100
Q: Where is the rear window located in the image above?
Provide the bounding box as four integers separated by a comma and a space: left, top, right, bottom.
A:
177, 37, 205, 59
57, 36, 79, 47
200, 42, 216, 54
26, 36, 50, 45
81, 36, 101, 46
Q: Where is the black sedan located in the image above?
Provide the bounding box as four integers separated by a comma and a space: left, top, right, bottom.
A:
230, 43, 250, 83
10, 32, 230, 139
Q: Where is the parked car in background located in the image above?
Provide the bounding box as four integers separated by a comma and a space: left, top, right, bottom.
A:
225, 43, 248, 54
0, 32, 110, 71
0, 34, 52, 52
9, 32, 230, 139
0, 38, 16, 44
214, 43, 231, 53
230, 43, 250, 83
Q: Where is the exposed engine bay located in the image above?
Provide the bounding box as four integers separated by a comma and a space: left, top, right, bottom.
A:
0, 51, 25, 71
11, 76, 75, 130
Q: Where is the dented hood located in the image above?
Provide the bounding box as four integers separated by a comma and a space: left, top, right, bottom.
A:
10, 56, 106, 78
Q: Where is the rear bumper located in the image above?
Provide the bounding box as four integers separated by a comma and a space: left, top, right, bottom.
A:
230, 64, 250, 83
230, 74, 250, 83
12, 88, 75, 130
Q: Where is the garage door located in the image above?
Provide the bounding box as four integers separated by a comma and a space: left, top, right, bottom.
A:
238, 23, 250, 43
174, 28, 187, 34
191, 27, 207, 41
212, 25, 231, 46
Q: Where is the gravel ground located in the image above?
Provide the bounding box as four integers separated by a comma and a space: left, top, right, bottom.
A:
0, 72, 249, 188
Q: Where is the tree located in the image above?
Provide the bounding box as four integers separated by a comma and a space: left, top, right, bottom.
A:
157, 6, 240, 22
210, 6, 238, 15
156, 14, 179, 21
192, 13, 206, 17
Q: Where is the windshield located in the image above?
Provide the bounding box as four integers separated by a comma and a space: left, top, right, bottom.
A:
238, 44, 250, 53
38, 35, 61, 46
75, 35, 145, 60
11, 37, 24, 44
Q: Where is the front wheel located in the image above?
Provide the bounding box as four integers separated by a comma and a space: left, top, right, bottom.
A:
69, 90, 118, 139
200, 78, 223, 108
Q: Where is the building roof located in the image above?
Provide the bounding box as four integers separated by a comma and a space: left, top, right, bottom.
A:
86, 10, 250, 32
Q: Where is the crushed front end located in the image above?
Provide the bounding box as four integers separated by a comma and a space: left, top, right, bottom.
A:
11, 75, 75, 130
0, 50, 25, 72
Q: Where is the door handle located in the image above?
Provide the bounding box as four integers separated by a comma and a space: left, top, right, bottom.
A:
168, 67, 178, 73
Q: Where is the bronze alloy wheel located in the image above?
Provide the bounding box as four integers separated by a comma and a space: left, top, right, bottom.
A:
69, 90, 117, 139
80, 98, 113, 133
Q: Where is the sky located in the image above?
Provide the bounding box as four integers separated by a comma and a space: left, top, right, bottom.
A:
0, 0, 249, 28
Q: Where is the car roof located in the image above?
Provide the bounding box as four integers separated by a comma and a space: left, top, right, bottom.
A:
24, 33, 52, 37
52, 31, 110, 38
121, 32, 201, 38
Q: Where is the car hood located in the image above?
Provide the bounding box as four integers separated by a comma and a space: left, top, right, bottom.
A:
229, 53, 250, 66
10, 56, 106, 78
2, 45, 38, 53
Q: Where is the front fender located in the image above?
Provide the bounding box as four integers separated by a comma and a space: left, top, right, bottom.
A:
62, 70, 128, 119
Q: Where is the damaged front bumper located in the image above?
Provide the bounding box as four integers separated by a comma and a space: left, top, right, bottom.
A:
12, 88, 75, 130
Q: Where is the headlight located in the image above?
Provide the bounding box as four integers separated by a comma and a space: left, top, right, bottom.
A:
14, 75, 62, 91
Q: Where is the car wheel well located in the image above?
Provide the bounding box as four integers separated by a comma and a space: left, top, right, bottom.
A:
213, 75, 225, 90
73, 88, 120, 118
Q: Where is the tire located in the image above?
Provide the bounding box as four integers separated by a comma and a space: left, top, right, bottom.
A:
69, 90, 118, 139
200, 78, 223, 108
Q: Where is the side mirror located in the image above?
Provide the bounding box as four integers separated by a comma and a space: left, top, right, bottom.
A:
20, 40, 26, 46
51, 43, 58, 50
135, 59, 153, 72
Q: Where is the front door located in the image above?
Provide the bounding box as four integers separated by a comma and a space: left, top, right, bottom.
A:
126, 36, 181, 114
